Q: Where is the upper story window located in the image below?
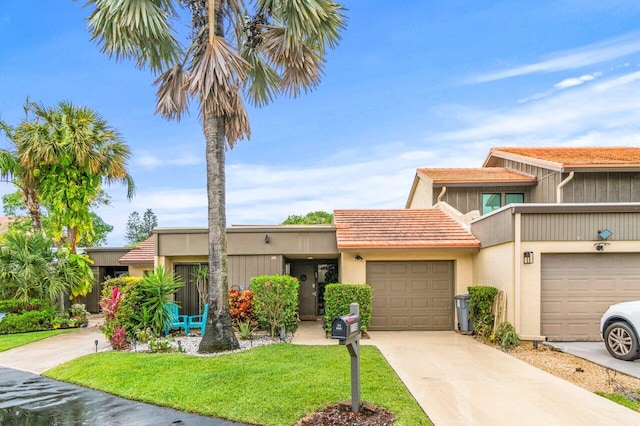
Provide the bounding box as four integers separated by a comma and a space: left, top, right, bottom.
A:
482, 192, 525, 215
482, 193, 502, 215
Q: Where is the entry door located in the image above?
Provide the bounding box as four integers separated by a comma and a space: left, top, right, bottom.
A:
291, 262, 317, 319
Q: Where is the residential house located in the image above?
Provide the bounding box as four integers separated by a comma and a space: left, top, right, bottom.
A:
84, 146, 640, 342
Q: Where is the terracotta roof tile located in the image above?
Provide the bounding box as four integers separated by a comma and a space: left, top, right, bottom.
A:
333, 209, 479, 249
119, 235, 156, 264
488, 147, 640, 168
417, 167, 536, 185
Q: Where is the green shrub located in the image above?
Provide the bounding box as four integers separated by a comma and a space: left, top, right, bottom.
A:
494, 321, 520, 350
100, 276, 143, 339
468, 286, 499, 338
0, 298, 51, 314
251, 275, 299, 337
0, 307, 56, 333
324, 284, 372, 332
140, 266, 184, 335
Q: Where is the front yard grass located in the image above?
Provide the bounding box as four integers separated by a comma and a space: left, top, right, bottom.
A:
0, 329, 74, 352
45, 343, 430, 425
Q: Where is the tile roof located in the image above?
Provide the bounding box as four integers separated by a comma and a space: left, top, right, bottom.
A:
119, 235, 156, 264
333, 209, 480, 249
417, 167, 536, 185
486, 147, 640, 169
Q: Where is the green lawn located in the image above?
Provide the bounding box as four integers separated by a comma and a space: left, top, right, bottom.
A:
46, 344, 431, 425
597, 392, 640, 412
0, 329, 75, 352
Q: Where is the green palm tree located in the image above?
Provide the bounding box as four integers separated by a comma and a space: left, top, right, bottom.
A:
13, 101, 135, 252
0, 122, 44, 232
84, 0, 346, 352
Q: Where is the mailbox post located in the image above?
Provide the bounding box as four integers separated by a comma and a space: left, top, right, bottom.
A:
330, 302, 361, 412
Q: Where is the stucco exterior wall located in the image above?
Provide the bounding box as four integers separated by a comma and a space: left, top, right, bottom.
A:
127, 264, 151, 277
475, 240, 640, 340
407, 178, 434, 208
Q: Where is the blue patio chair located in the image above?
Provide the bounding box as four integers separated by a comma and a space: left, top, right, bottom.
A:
187, 304, 209, 335
164, 303, 189, 335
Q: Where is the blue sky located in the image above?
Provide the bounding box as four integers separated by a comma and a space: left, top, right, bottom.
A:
1, 1, 640, 245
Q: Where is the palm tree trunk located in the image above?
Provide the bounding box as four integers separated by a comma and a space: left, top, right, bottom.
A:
198, 111, 239, 353
24, 187, 42, 232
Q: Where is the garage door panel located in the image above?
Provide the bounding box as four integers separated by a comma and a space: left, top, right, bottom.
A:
367, 261, 454, 331
542, 253, 640, 341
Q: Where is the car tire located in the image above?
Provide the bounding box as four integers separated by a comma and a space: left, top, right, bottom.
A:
604, 321, 640, 361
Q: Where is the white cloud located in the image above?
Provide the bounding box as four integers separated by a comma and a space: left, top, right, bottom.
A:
469, 32, 640, 83
554, 72, 602, 89
134, 152, 202, 168
441, 70, 640, 145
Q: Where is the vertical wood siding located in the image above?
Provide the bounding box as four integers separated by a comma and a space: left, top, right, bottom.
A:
522, 213, 640, 241
228, 255, 284, 289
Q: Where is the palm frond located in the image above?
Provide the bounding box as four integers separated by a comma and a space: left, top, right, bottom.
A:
85, 0, 182, 73
242, 45, 281, 107
154, 63, 192, 120
261, 26, 323, 96
189, 35, 251, 141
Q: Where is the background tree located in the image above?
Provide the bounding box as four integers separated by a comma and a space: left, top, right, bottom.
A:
282, 211, 333, 225
0, 230, 94, 307
125, 208, 158, 246
85, 0, 346, 352
12, 101, 134, 252
2, 190, 114, 247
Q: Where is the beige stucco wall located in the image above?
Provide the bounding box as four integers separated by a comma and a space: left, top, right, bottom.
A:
474, 240, 640, 340
127, 264, 152, 277
340, 250, 475, 294
407, 178, 434, 209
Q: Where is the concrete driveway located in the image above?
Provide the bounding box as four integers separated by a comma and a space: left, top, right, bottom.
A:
547, 341, 640, 379
368, 331, 640, 425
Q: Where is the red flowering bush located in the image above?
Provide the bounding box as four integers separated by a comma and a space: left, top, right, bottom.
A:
228, 289, 256, 324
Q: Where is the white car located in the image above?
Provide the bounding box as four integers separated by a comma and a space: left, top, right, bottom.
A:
600, 301, 640, 361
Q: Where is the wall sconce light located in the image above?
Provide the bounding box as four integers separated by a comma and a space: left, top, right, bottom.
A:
523, 251, 534, 264
353, 254, 363, 261
594, 242, 609, 252
264, 234, 270, 244
598, 229, 613, 240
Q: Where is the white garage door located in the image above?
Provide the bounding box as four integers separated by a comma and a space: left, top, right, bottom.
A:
541, 253, 640, 341
366, 261, 454, 331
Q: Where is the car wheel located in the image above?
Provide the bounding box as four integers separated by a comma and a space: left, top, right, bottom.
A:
604, 321, 640, 361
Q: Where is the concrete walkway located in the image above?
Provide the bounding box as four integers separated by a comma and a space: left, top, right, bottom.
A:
292, 321, 640, 425
0, 315, 109, 374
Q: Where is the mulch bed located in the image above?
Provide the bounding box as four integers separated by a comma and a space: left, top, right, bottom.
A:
296, 401, 394, 426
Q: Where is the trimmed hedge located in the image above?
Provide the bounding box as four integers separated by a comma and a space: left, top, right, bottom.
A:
324, 284, 372, 332
0, 306, 56, 334
251, 275, 299, 337
468, 285, 499, 338
0, 298, 51, 314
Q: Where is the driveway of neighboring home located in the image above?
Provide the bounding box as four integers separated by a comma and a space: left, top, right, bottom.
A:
369, 331, 640, 425
547, 341, 640, 379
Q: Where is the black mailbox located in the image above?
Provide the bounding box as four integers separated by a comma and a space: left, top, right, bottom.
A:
331, 314, 360, 343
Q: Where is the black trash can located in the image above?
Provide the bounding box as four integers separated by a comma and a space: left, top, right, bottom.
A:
455, 294, 473, 332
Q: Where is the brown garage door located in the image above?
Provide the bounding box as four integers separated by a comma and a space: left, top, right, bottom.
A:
541, 253, 640, 341
366, 261, 454, 331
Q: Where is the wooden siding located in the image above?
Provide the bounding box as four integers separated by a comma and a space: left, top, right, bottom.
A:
504, 160, 559, 203
433, 185, 530, 214
522, 213, 640, 241
85, 249, 130, 266
562, 172, 640, 203
158, 233, 208, 256
228, 255, 284, 289
470, 208, 515, 247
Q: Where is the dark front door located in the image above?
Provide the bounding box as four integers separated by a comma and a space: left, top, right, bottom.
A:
290, 262, 317, 319
174, 264, 207, 316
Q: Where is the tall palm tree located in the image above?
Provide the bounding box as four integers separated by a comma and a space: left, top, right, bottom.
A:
14, 101, 135, 252
0, 122, 44, 231
85, 0, 346, 352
